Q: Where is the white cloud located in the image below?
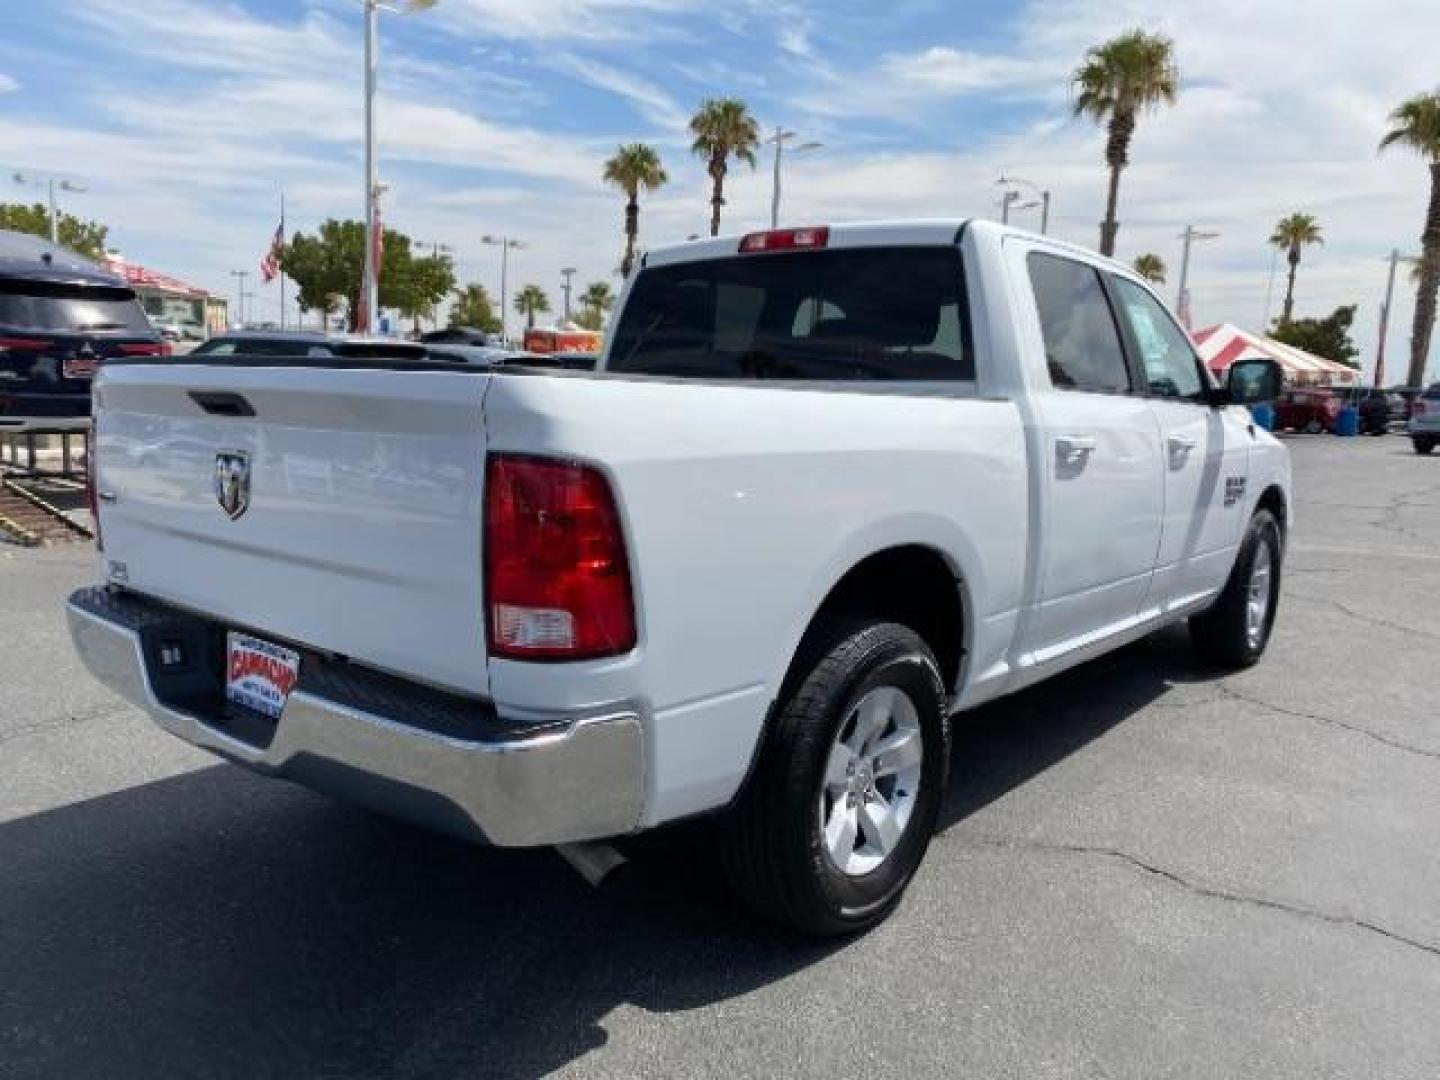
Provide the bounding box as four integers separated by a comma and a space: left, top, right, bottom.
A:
549, 54, 691, 131
0, 74, 19, 94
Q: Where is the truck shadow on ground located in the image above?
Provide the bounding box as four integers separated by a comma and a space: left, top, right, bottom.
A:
1, 628, 1216, 1079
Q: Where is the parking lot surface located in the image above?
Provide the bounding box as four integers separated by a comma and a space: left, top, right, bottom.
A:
3, 435, 1439, 1079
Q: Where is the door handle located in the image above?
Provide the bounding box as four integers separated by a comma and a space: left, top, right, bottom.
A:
1055, 434, 1096, 466
1167, 433, 1198, 466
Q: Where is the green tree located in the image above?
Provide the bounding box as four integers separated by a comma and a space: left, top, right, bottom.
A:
450, 283, 500, 332
395, 252, 457, 334
1269, 213, 1323, 326
1132, 253, 1167, 284
575, 280, 615, 331
1379, 90, 1440, 388
603, 143, 668, 277
280, 218, 422, 331
0, 202, 109, 259
1270, 305, 1360, 368
689, 97, 760, 237
1072, 30, 1179, 257
512, 284, 551, 330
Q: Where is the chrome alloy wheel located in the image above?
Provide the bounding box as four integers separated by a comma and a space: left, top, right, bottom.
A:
818, 685, 924, 877
1246, 542, 1273, 649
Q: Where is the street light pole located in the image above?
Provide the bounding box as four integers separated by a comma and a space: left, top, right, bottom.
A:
767, 126, 822, 229
360, 0, 379, 334
13, 172, 86, 244
1375, 248, 1421, 388
996, 174, 1051, 235
482, 235, 525, 343
229, 270, 249, 328
561, 267, 577, 323
1175, 225, 1219, 329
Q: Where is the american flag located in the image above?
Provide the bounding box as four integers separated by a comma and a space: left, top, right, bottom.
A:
259, 220, 284, 283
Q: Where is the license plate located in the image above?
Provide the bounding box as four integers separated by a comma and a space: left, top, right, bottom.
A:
62, 355, 98, 379
226, 632, 300, 720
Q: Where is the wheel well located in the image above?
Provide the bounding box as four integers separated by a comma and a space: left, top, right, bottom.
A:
797, 546, 964, 691
1256, 485, 1287, 537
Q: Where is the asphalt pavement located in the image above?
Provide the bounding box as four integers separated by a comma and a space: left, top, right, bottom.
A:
3, 435, 1439, 1079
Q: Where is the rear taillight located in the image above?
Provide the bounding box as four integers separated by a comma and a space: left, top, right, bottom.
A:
0, 336, 50, 352
738, 227, 830, 254
117, 341, 171, 357
484, 455, 635, 660
1414, 400, 1427, 417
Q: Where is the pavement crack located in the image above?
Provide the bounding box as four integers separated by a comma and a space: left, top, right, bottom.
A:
1216, 683, 1440, 761
0, 703, 131, 745
957, 833, 1440, 961
1285, 591, 1440, 644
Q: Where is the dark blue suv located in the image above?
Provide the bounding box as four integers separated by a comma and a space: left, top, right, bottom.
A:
0, 229, 166, 433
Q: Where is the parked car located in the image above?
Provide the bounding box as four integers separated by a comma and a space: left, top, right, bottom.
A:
69, 220, 1291, 936
0, 228, 167, 434
1409, 384, 1440, 454
1332, 386, 1394, 435
420, 327, 502, 347
1274, 387, 1342, 433
190, 331, 429, 361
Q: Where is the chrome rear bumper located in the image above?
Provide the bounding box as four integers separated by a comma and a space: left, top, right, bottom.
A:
66, 591, 646, 846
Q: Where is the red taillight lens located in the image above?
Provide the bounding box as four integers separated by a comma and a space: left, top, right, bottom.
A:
117, 341, 171, 356
738, 227, 830, 254
1413, 400, 1427, 417
0, 336, 50, 352
484, 455, 635, 660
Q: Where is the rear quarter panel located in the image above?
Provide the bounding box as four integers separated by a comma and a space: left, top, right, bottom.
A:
482, 373, 1027, 823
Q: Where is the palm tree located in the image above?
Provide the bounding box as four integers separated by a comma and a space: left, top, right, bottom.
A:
1268, 213, 1323, 326
603, 143, 668, 277
577, 281, 616, 330
512, 284, 550, 330
1072, 30, 1179, 257
451, 283, 496, 331
1133, 253, 1166, 284
1380, 90, 1440, 388
689, 98, 760, 237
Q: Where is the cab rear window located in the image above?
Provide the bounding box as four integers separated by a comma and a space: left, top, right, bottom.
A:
608, 247, 973, 381
0, 280, 151, 334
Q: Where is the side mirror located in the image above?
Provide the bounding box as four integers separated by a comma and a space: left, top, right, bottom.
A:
1219, 357, 1282, 407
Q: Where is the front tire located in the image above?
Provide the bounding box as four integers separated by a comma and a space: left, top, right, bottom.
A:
1414, 436, 1436, 455
1189, 509, 1282, 668
720, 619, 950, 937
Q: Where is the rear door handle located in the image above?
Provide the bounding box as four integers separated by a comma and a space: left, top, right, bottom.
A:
1055, 434, 1096, 467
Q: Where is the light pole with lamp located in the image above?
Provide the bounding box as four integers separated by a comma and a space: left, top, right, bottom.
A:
13, 172, 87, 244
1375, 248, 1421, 388
560, 267, 577, 323
1175, 225, 1219, 329
229, 270, 249, 328
767, 127, 823, 229
481, 235, 525, 343
996, 174, 1050, 234
358, 0, 437, 334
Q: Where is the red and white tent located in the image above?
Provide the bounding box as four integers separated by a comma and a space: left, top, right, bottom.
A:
1192, 323, 1359, 387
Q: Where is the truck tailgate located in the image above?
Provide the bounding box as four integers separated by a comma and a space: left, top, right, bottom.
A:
94, 363, 492, 697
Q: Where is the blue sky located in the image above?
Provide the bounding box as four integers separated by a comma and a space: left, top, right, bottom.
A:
1, 0, 1437, 379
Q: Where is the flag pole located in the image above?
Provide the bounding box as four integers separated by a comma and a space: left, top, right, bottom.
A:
279, 189, 287, 331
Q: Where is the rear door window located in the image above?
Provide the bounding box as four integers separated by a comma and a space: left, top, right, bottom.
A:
608, 247, 972, 381
1026, 253, 1131, 394
0, 280, 152, 334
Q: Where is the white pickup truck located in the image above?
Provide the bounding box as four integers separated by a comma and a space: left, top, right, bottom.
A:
68, 220, 1290, 935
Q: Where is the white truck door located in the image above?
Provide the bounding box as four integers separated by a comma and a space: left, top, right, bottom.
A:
1107, 275, 1250, 612
1019, 249, 1165, 661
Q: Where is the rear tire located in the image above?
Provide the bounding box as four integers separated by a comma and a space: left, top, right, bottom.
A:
1189, 510, 1282, 669
720, 619, 950, 937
